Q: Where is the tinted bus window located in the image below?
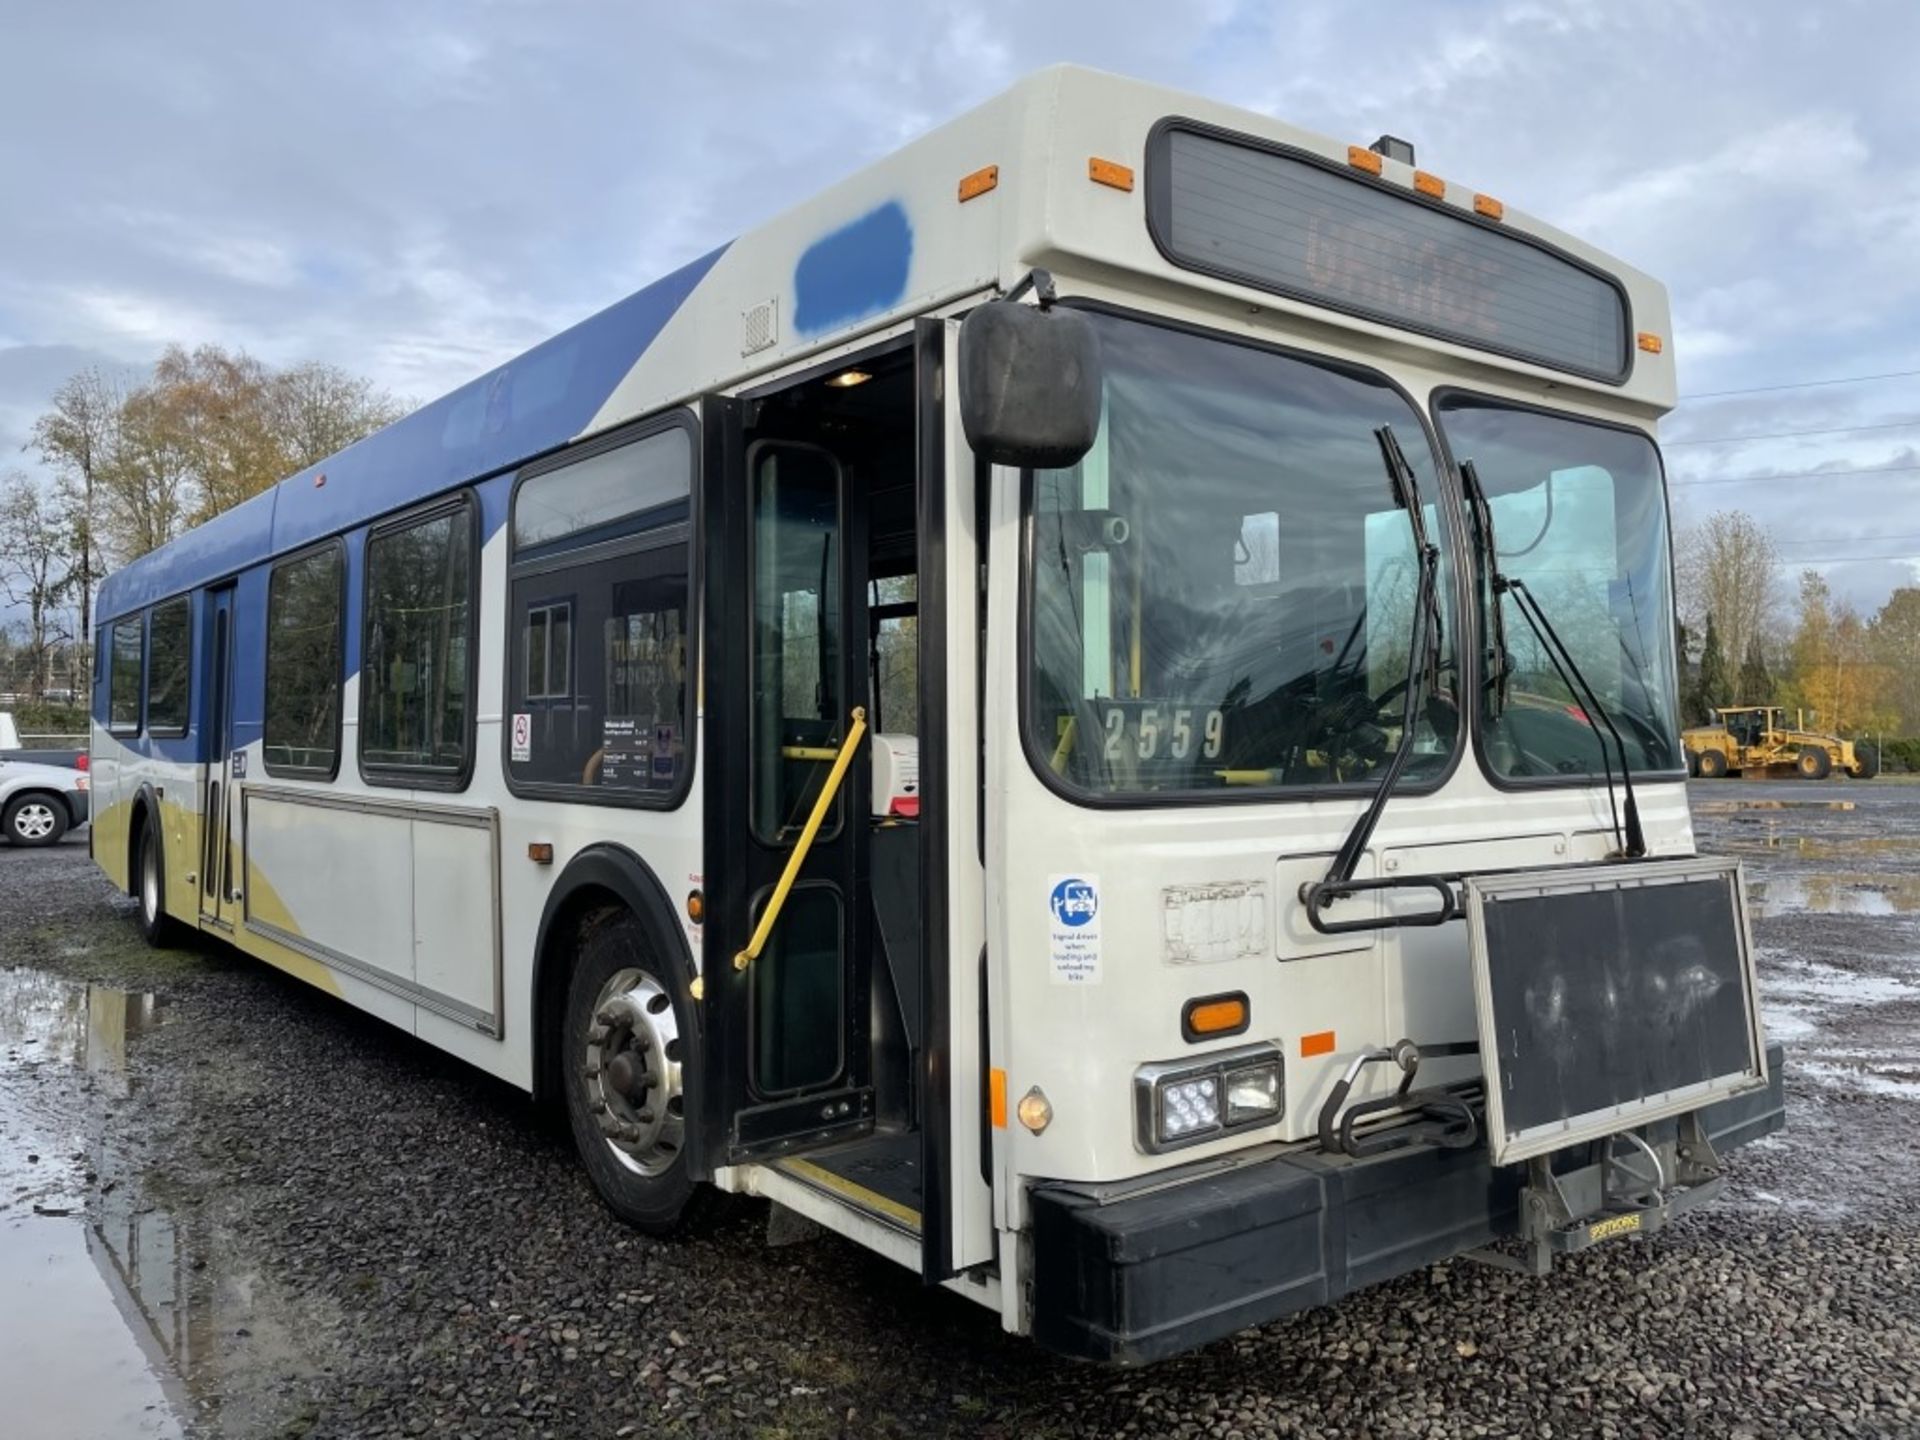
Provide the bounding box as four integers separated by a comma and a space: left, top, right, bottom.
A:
362, 501, 475, 782
108, 616, 144, 732
508, 424, 694, 803
146, 597, 191, 735
264, 544, 344, 777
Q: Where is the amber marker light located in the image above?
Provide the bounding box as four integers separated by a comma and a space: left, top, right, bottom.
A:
957, 164, 999, 202
1301, 1030, 1337, 1058
1474, 193, 1505, 221
526, 842, 554, 865
1413, 170, 1446, 198
989, 1068, 1008, 1128
1088, 156, 1135, 192
1182, 993, 1250, 1042
687, 889, 704, 923
1346, 145, 1383, 175
1637, 332, 1665, 354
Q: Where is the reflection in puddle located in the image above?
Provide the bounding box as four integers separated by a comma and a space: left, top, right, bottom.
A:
1693, 798, 1858, 814
1, 966, 304, 1438
1748, 873, 1920, 917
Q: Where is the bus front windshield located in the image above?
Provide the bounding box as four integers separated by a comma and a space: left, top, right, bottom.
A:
1436, 394, 1681, 780
1025, 313, 1459, 800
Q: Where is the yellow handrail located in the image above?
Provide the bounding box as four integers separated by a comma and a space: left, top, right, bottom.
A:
734, 706, 868, 972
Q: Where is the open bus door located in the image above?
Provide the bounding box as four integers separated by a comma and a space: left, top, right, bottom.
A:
699, 318, 993, 1283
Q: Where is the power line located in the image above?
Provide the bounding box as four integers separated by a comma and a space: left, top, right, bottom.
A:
1669, 462, 1920, 489
1665, 418, 1920, 446
1678, 367, 1920, 402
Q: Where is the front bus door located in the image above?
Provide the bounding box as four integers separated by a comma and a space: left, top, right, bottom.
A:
703, 416, 873, 1163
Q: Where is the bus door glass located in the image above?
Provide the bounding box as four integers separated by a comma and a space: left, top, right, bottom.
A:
200, 582, 238, 925
746, 442, 862, 1100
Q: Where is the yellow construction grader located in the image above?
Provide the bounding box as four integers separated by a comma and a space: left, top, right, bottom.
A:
1683, 705, 1879, 780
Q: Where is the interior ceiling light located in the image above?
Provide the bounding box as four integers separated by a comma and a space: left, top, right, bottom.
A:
824, 368, 872, 388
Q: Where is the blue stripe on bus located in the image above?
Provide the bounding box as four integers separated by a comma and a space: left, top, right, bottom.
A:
97, 242, 729, 620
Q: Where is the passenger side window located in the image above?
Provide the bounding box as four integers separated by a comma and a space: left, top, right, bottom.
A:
362, 499, 476, 783
507, 422, 694, 803
108, 615, 144, 733
264, 544, 345, 778
146, 597, 191, 736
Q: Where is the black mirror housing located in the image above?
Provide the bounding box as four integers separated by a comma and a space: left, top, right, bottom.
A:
958, 299, 1102, 470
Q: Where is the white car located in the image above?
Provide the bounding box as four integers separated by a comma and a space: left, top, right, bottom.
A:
0, 755, 90, 847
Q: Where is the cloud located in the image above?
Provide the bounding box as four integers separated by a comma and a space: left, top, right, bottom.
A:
0, 0, 1914, 618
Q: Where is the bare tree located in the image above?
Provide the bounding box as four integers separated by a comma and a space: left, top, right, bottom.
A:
0, 473, 76, 702
1676, 511, 1779, 687
27, 368, 122, 683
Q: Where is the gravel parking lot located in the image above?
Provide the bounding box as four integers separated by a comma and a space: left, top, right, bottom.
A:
3, 788, 1919, 1440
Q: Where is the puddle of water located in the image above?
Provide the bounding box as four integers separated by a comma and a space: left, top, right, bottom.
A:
1747, 873, 1920, 917
1693, 798, 1858, 814
0, 966, 307, 1438
1797, 1059, 1920, 1101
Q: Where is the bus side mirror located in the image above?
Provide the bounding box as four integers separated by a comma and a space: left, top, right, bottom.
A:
958, 297, 1102, 470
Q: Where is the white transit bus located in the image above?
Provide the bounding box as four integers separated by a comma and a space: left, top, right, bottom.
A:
91, 67, 1783, 1362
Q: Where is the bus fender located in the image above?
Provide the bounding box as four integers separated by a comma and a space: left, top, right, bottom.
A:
529, 844, 700, 1110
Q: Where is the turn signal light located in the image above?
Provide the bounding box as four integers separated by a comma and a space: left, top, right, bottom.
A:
1182, 993, 1250, 1041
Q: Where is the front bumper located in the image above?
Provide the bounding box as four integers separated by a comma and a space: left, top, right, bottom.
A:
1029, 1042, 1787, 1365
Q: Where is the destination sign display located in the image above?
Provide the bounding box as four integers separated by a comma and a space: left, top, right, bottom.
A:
1149, 125, 1630, 382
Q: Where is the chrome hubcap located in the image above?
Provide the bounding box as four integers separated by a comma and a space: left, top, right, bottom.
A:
14, 803, 55, 842
584, 968, 684, 1177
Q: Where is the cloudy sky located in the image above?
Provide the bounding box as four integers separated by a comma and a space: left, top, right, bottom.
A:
3, 0, 1917, 612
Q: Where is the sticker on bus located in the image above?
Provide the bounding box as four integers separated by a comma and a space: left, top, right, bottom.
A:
1048, 874, 1102, 985
511, 713, 532, 763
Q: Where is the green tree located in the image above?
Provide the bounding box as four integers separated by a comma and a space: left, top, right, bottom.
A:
1870, 588, 1920, 735
1694, 612, 1729, 722
1737, 634, 1772, 705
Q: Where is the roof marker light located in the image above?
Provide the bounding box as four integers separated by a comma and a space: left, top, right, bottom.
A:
1413, 170, 1446, 198
1346, 145, 1383, 176
958, 164, 999, 202
1474, 193, 1505, 221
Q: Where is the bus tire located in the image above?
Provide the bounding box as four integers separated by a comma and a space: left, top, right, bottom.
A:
1696, 748, 1728, 779
561, 909, 701, 1235
133, 816, 181, 948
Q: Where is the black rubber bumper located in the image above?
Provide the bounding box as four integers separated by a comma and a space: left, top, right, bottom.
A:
1030, 1042, 1788, 1366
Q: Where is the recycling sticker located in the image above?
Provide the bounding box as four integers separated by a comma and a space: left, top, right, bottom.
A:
1047, 873, 1102, 985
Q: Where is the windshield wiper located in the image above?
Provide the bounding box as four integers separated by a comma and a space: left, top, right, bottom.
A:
1457, 460, 1512, 716
1459, 459, 1646, 860
1303, 424, 1453, 934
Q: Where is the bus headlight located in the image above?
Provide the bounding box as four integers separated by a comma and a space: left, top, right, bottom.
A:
1134, 1042, 1284, 1154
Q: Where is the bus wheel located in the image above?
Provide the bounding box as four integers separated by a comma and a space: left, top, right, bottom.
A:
562, 911, 698, 1234
134, 819, 179, 948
